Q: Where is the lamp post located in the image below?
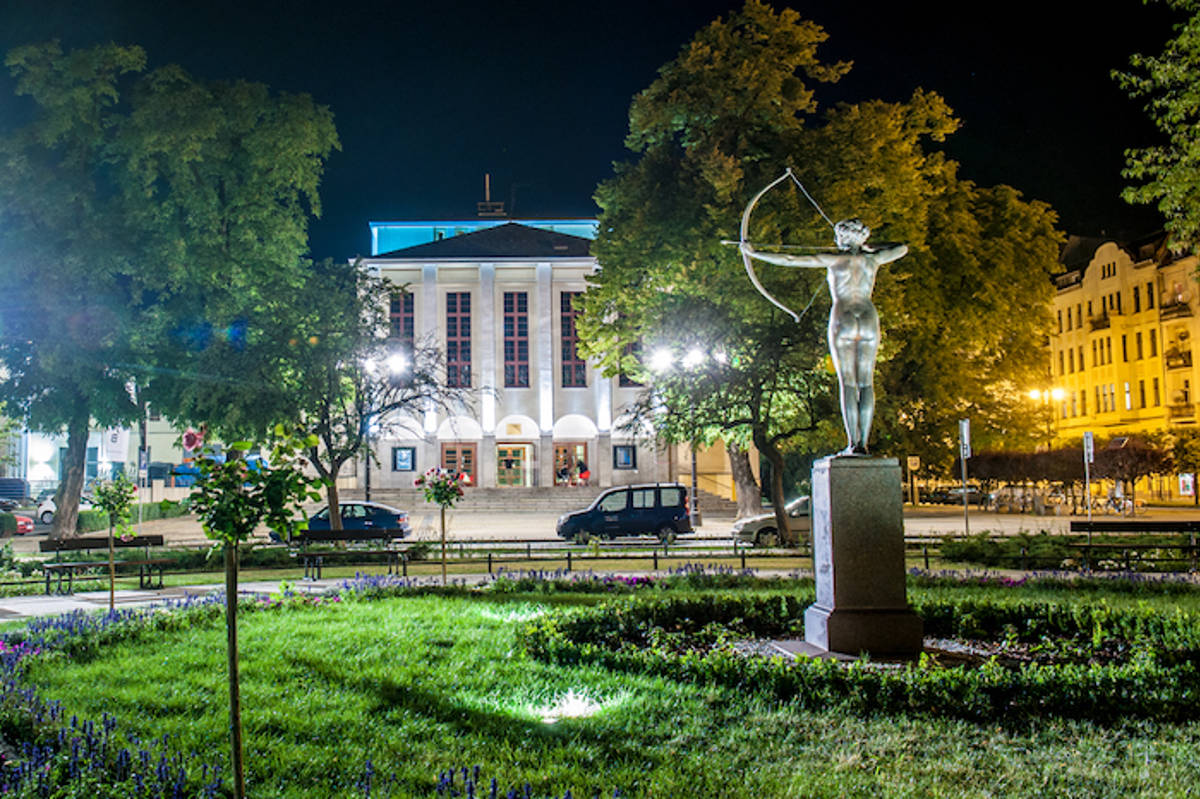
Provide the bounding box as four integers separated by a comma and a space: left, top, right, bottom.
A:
1027, 387, 1065, 450
650, 346, 706, 528
362, 351, 410, 502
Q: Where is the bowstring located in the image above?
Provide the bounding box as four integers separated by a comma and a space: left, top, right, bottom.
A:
784, 168, 833, 323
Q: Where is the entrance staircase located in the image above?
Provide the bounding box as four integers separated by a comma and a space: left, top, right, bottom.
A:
364, 486, 606, 514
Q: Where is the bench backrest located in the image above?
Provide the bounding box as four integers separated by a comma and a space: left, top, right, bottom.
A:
292, 528, 406, 544
1069, 520, 1200, 534
39, 534, 166, 553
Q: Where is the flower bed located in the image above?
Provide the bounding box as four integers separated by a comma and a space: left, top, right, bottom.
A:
517, 592, 1200, 722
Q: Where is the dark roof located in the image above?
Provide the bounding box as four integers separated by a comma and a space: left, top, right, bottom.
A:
1059, 235, 1106, 270
375, 222, 592, 259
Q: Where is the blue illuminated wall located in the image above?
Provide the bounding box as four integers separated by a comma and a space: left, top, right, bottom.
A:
370, 218, 597, 256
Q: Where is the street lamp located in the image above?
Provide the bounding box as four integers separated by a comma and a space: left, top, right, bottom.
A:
650, 345, 704, 528
1027, 387, 1065, 449
362, 352, 410, 501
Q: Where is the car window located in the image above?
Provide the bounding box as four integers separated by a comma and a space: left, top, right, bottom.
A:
342, 504, 366, 519
631, 489, 656, 509
660, 487, 683, 507
313, 508, 330, 520
598, 491, 628, 512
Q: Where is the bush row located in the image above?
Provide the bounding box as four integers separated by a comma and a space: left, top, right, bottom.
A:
74, 498, 193, 533
0, 513, 15, 535
517, 593, 1200, 722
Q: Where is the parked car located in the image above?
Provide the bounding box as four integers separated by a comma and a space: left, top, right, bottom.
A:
732, 496, 811, 547
0, 498, 18, 513
306, 502, 411, 535
36, 495, 95, 525
945, 485, 987, 505
556, 483, 692, 544
12, 515, 33, 535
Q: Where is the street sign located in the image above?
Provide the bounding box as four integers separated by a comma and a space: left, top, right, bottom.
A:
958, 419, 971, 460
906, 455, 920, 472
1083, 431, 1094, 463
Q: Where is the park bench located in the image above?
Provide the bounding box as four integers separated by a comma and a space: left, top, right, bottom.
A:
288, 528, 410, 579
1068, 520, 1199, 571
38, 535, 168, 594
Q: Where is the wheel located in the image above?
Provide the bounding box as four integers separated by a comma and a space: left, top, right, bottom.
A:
756, 528, 778, 547
658, 525, 676, 545
40, 511, 53, 525
575, 531, 592, 545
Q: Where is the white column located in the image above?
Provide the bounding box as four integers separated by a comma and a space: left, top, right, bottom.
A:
479, 263, 497, 488
536, 262, 555, 487
422, 264, 439, 436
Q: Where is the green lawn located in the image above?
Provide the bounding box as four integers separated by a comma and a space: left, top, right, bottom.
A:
23, 582, 1200, 798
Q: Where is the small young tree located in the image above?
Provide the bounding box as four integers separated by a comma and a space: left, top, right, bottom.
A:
189, 426, 321, 799
414, 467, 468, 585
92, 470, 136, 612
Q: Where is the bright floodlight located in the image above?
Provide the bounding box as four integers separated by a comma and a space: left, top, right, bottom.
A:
1050, 388, 1066, 401
1027, 389, 1042, 401
682, 347, 705, 370
386, 353, 409, 374
649, 348, 674, 373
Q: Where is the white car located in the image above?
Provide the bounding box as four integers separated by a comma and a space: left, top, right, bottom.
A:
37, 495, 95, 525
732, 496, 811, 546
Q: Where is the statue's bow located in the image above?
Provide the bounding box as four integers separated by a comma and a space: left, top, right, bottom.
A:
740, 169, 802, 322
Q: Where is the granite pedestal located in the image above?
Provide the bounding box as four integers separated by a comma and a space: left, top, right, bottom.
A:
804, 455, 923, 656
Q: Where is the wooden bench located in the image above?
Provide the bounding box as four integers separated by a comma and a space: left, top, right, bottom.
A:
289, 529, 409, 580
1068, 520, 1199, 571
39, 535, 168, 594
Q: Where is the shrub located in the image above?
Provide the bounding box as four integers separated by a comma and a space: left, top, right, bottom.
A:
0, 513, 15, 535
518, 593, 1200, 722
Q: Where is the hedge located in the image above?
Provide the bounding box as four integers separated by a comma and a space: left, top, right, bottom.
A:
518, 593, 1200, 722
75, 499, 192, 532
0, 513, 15, 535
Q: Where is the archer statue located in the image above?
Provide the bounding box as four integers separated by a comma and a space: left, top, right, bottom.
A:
736, 169, 908, 455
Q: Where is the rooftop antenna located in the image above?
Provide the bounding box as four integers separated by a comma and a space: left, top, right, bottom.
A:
477, 173, 506, 217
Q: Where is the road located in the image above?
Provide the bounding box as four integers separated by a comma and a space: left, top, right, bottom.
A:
11, 503, 1200, 554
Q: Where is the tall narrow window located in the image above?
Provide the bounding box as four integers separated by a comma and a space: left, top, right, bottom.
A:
1068, 349, 1074, 373
1095, 386, 1102, 413
1057, 310, 1063, 333
560, 292, 586, 387
1150, 329, 1158, 357
1154, 377, 1161, 406
1136, 332, 1143, 359
1139, 380, 1146, 408
1080, 390, 1087, 416
1079, 345, 1084, 369
503, 292, 529, 388
389, 292, 414, 344
1125, 382, 1132, 411
446, 292, 471, 388
1122, 335, 1128, 362
1092, 340, 1098, 366
1147, 282, 1155, 309
1133, 286, 1141, 313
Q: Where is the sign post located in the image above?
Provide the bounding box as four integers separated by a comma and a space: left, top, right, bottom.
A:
959, 419, 971, 537
1083, 431, 1094, 525
906, 455, 920, 506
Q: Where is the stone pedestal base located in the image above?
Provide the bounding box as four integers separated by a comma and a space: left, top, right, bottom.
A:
804, 455, 923, 656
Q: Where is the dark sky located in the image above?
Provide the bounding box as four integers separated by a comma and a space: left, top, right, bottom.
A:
0, 0, 1183, 260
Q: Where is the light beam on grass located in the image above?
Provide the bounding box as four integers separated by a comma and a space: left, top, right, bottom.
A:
532, 689, 627, 724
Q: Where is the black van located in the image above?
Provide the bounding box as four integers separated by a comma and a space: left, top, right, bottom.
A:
556, 483, 693, 543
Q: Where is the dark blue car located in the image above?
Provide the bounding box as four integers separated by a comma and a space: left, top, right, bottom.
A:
556, 483, 692, 544
307, 501, 411, 535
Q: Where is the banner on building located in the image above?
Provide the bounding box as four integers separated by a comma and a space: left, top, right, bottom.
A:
102, 428, 130, 463
1181, 473, 1195, 497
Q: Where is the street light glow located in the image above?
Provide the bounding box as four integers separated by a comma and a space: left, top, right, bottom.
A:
386, 353, 409, 374
682, 347, 705, 369
649, 348, 674, 373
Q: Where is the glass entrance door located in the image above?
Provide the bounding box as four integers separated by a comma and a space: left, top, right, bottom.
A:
553, 442, 588, 486
441, 444, 477, 484
496, 444, 531, 487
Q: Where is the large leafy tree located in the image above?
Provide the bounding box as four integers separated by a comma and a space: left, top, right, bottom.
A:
579, 1, 1061, 539
0, 42, 339, 539
289, 260, 470, 529
1116, 0, 1200, 250
0, 43, 147, 537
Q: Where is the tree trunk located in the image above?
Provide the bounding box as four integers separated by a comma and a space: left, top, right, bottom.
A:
52, 411, 90, 540
440, 505, 448, 586
727, 443, 761, 518
225, 545, 246, 799
753, 429, 792, 545
326, 467, 342, 531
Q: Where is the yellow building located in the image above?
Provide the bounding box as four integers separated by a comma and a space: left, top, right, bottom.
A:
1049, 233, 1200, 442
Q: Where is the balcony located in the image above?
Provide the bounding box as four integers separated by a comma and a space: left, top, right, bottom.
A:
1161, 300, 1193, 320
1169, 403, 1196, 420
1165, 349, 1193, 370
1089, 313, 1110, 331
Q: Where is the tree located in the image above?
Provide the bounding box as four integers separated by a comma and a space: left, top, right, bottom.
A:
189, 428, 320, 799
0, 42, 147, 538
1116, 0, 1200, 250
1095, 435, 1172, 512
1171, 428, 1200, 504
288, 260, 470, 528
92, 469, 136, 611
579, 1, 1061, 539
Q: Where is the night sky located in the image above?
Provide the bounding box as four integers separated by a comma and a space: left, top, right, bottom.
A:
0, 0, 1183, 261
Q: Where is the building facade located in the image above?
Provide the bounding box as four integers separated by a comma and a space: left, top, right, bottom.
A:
1048, 234, 1200, 442
360, 218, 673, 491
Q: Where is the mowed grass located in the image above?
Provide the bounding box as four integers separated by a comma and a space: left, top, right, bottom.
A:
25, 587, 1200, 798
